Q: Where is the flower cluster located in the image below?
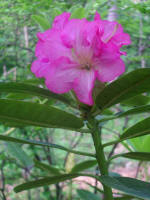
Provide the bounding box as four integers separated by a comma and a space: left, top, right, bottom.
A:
31, 12, 131, 105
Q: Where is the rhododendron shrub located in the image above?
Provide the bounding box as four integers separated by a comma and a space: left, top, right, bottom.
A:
31, 12, 131, 105
2, 11, 150, 200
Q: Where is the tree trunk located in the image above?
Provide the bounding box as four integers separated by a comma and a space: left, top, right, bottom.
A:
107, 0, 117, 21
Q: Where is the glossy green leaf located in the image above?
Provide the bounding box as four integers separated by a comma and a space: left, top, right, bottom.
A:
121, 117, 150, 140
5, 142, 33, 168
96, 68, 150, 110
34, 160, 62, 175
0, 82, 71, 105
98, 104, 150, 123
130, 135, 150, 153
14, 174, 80, 193
101, 109, 114, 115
0, 99, 83, 130
32, 15, 50, 30
71, 8, 86, 19
100, 176, 150, 200
122, 95, 150, 106
120, 152, 150, 161
0, 135, 94, 157
71, 160, 97, 173
14, 173, 100, 193
77, 189, 100, 200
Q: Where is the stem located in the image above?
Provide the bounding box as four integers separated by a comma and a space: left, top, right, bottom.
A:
103, 139, 120, 148
68, 180, 72, 200
90, 120, 113, 200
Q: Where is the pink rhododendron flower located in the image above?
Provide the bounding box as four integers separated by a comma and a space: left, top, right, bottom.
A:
31, 12, 131, 105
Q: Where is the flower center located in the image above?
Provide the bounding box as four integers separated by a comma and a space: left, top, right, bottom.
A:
80, 63, 91, 71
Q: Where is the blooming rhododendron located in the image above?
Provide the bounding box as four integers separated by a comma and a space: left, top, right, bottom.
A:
31, 12, 131, 105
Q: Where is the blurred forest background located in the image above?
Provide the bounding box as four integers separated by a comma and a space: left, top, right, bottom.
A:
0, 0, 150, 199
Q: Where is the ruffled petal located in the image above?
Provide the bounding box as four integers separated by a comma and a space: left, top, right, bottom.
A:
52, 12, 71, 30
95, 17, 131, 47
35, 30, 72, 62
45, 57, 78, 93
100, 20, 119, 43
112, 32, 131, 46
96, 57, 125, 82
61, 19, 87, 48
31, 58, 50, 78
73, 70, 96, 105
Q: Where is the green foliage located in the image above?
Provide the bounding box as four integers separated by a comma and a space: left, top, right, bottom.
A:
5, 142, 33, 168
0, 82, 72, 105
96, 68, 150, 110
32, 14, 51, 30
0, 99, 83, 129
71, 159, 97, 173
0, 134, 94, 157
14, 174, 80, 192
122, 95, 150, 107
130, 135, 150, 152
77, 189, 101, 200
71, 7, 86, 19
34, 160, 62, 175
100, 176, 150, 200
119, 152, 150, 162
121, 117, 150, 140
98, 104, 150, 123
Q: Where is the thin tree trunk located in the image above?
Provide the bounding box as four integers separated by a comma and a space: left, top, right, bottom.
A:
107, 0, 117, 21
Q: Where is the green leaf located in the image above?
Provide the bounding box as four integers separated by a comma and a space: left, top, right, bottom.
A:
100, 176, 150, 200
130, 135, 150, 153
98, 104, 150, 123
122, 95, 150, 106
114, 196, 135, 200
14, 173, 100, 193
84, 182, 103, 194
96, 68, 150, 110
117, 105, 150, 118
5, 142, 33, 168
119, 152, 150, 161
32, 15, 50, 30
0, 82, 71, 105
77, 189, 100, 200
71, 8, 86, 19
71, 160, 97, 173
0, 99, 83, 130
14, 174, 80, 193
120, 117, 150, 140
0, 135, 94, 157
34, 160, 62, 175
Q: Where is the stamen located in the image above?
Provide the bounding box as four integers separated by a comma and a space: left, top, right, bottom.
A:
80, 64, 91, 70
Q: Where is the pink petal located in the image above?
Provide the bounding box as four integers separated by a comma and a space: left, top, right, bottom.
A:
96, 58, 125, 82
98, 42, 121, 60
112, 32, 131, 46
81, 21, 100, 47
73, 70, 96, 105
100, 20, 119, 43
52, 12, 71, 30
61, 19, 87, 48
94, 12, 101, 21
45, 57, 78, 94
31, 58, 50, 78
35, 30, 72, 62
109, 24, 131, 46
99, 21, 131, 47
